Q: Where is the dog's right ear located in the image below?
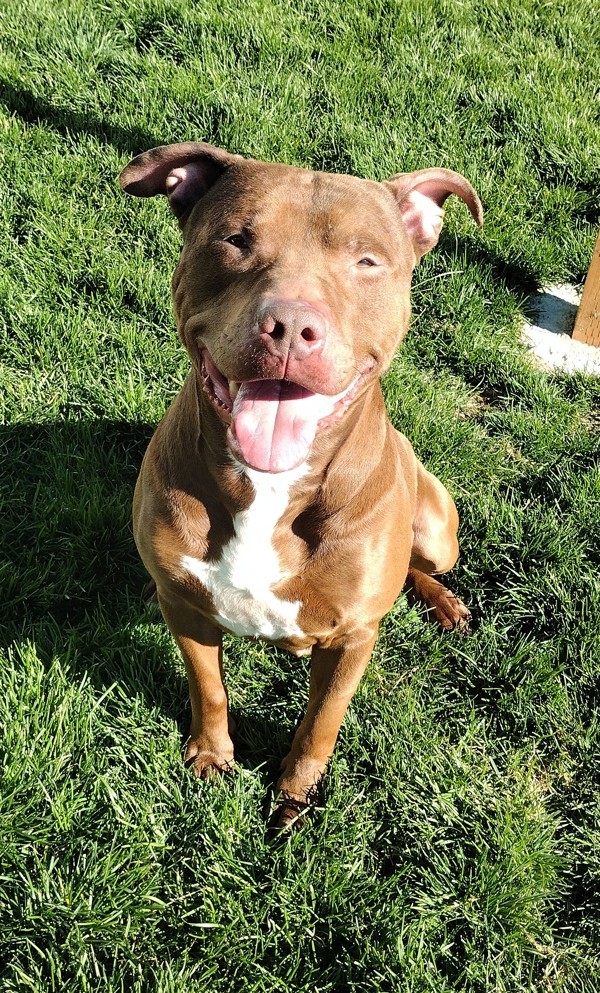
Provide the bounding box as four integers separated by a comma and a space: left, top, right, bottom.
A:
118, 142, 243, 220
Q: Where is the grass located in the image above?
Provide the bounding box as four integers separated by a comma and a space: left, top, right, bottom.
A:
0, 0, 599, 989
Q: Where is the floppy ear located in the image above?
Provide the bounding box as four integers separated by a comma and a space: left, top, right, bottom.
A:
385, 168, 483, 259
118, 141, 243, 220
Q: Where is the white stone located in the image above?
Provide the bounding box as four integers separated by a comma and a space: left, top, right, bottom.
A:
521, 283, 600, 375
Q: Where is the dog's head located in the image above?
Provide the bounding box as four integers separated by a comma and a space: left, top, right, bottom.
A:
120, 142, 482, 472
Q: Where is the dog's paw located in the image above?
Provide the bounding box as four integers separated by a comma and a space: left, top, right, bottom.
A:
429, 588, 472, 634
407, 571, 472, 634
266, 791, 314, 834
184, 737, 234, 779
266, 759, 324, 833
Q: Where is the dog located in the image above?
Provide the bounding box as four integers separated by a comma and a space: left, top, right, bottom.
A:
119, 141, 482, 829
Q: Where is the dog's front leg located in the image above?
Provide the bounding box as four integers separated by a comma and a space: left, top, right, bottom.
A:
273, 627, 379, 830
158, 595, 234, 777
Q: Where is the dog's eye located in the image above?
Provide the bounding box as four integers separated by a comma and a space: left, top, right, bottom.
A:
357, 257, 377, 267
224, 234, 247, 249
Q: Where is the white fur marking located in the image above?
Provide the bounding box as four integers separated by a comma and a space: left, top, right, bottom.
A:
180, 463, 307, 640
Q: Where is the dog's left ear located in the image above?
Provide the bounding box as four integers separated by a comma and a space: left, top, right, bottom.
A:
385, 169, 483, 259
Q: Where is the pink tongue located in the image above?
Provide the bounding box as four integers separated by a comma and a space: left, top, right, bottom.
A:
231, 380, 336, 472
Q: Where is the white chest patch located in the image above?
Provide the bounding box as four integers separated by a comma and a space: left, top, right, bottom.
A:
180, 463, 307, 641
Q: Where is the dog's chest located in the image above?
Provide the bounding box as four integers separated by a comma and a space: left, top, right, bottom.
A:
180, 466, 306, 641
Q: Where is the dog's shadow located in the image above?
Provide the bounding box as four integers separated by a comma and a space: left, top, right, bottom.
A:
0, 418, 288, 776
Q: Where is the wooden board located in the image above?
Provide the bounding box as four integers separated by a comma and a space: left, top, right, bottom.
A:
572, 228, 600, 347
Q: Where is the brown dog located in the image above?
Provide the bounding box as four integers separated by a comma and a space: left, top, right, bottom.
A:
119, 142, 482, 829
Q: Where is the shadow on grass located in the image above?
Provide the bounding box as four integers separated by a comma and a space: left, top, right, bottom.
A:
0, 78, 161, 155
1, 417, 158, 662
441, 232, 540, 295
0, 418, 290, 778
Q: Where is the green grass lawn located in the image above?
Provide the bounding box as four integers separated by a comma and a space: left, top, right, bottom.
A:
1, 0, 599, 989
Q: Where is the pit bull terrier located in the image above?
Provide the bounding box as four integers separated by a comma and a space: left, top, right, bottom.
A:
119, 142, 482, 829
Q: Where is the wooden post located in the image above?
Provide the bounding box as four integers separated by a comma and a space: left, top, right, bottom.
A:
572, 228, 600, 347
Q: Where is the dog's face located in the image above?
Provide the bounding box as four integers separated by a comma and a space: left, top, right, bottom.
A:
120, 143, 481, 472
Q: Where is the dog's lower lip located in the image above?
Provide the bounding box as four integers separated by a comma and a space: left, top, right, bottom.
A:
315, 360, 375, 429
200, 351, 233, 416
200, 349, 375, 426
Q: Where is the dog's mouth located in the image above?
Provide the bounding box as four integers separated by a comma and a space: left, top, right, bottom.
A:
200, 350, 372, 473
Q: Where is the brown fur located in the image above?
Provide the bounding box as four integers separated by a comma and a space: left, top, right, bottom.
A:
120, 143, 481, 829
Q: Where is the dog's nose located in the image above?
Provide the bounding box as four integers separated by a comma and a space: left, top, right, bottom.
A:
257, 299, 327, 359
